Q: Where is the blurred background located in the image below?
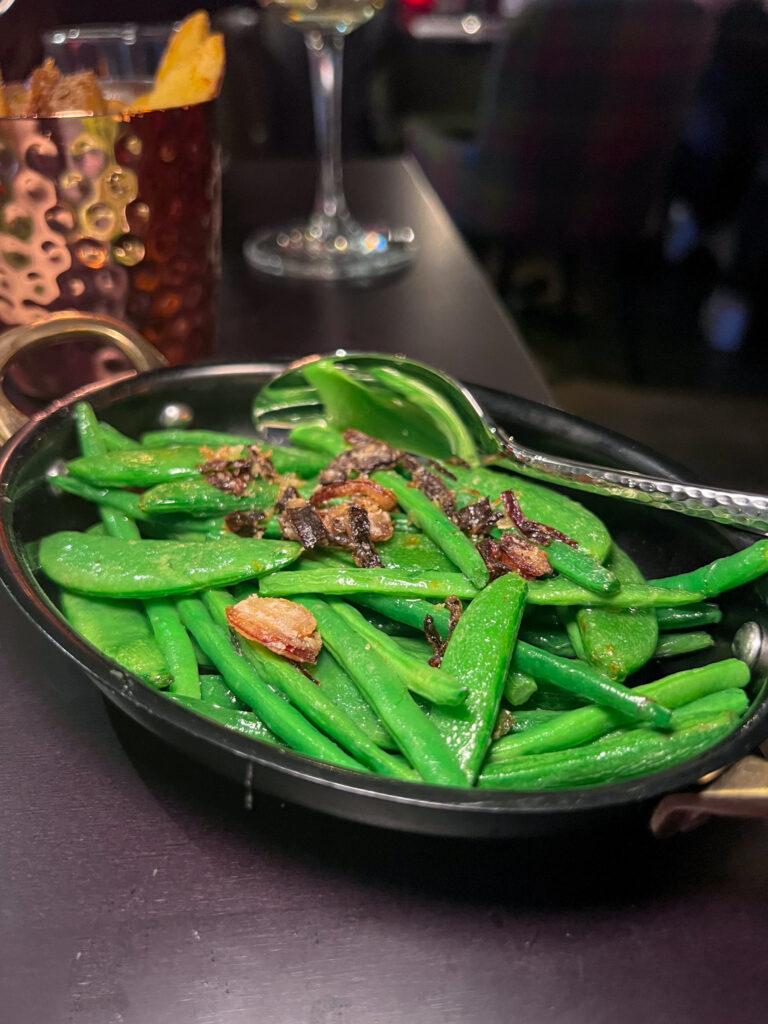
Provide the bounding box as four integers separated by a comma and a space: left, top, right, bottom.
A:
2, 0, 767, 487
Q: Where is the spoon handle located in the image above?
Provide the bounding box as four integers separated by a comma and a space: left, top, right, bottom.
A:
503, 438, 768, 535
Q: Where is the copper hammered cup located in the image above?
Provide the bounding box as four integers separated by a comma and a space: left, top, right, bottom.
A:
0, 98, 221, 399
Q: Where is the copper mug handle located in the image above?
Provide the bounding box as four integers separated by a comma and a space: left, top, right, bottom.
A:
0, 311, 167, 443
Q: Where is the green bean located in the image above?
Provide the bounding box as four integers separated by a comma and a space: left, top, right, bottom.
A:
512, 642, 672, 727
176, 596, 362, 770
139, 477, 281, 517
489, 657, 749, 762
202, 590, 413, 780
259, 567, 480, 600
299, 596, 467, 786
141, 429, 258, 448
144, 597, 200, 697
450, 463, 611, 560
373, 470, 489, 588
310, 649, 393, 748
526, 579, 704, 608
199, 674, 249, 710
73, 402, 136, 540
575, 545, 658, 681
430, 573, 528, 782
346, 593, 452, 635
506, 708, 562, 732
479, 713, 736, 789
59, 590, 170, 687
68, 446, 203, 486
40, 532, 301, 598
652, 631, 714, 659
656, 603, 722, 631
558, 611, 589, 660
517, 628, 576, 658
503, 670, 538, 706
650, 540, 768, 597
391, 635, 435, 660
166, 694, 279, 744
547, 539, 620, 594
330, 599, 467, 706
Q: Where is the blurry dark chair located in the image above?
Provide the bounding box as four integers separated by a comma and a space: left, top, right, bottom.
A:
406, 0, 716, 260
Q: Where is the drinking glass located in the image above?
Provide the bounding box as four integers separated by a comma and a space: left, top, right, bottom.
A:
244, 0, 416, 280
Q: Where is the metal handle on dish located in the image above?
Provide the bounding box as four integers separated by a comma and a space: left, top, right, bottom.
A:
502, 438, 768, 536
0, 311, 167, 443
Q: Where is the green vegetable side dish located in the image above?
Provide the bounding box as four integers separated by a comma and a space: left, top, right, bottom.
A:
32, 364, 768, 796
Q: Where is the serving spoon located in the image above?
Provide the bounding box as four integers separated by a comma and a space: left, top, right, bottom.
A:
253, 352, 768, 536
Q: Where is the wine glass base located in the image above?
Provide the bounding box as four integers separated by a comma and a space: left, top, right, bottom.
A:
244, 221, 417, 282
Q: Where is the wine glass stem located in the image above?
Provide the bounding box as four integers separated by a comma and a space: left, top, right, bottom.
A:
305, 29, 355, 236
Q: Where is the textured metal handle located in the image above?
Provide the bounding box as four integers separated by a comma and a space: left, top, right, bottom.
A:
504, 438, 768, 535
0, 311, 166, 443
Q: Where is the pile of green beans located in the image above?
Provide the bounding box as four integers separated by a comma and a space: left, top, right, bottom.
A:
34, 395, 767, 793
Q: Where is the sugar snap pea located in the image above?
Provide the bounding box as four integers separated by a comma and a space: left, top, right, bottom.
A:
288, 424, 347, 456
199, 673, 249, 710
309, 649, 394, 749
575, 545, 658, 681
526, 579, 704, 608
98, 422, 140, 451
139, 477, 281, 517
547, 539, 620, 594
259, 567, 480, 600
140, 431, 329, 478
503, 670, 539, 706
430, 573, 527, 782
167, 694, 279, 744
68, 446, 204, 487
347, 594, 453, 635
40, 532, 301, 598
59, 590, 170, 687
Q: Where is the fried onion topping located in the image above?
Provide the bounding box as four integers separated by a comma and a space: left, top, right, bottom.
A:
226, 595, 322, 664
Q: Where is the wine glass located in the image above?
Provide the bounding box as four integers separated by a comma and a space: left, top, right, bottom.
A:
244, 0, 417, 280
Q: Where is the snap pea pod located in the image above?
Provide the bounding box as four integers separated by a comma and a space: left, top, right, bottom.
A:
391, 635, 435, 661
259, 567, 480, 600
68, 446, 204, 486
199, 674, 249, 711
166, 694, 279, 744
526, 579, 704, 608
201, 590, 414, 780
547, 539, 620, 595
506, 708, 562, 732
348, 594, 453, 635
373, 470, 489, 588
310, 649, 394, 749
176, 596, 362, 771
59, 590, 170, 687
450, 463, 611, 561
489, 657, 749, 762
288, 424, 347, 456
512, 642, 672, 727
479, 713, 736, 790
574, 545, 658, 681
141, 432, 330, 477
503, 670, 538, 706
656, 603, 722, 631
39, 532, 301, 598
650, 540, 768, 597
330, 599, 468, 706
430, 573, 528, 782
298, 596, 468, 786
558, 611, 588, 660
139, 477, 281, 517
74, 403, 201, 697
652, 631, 714, 659
376, 531, 457, 574
98, 422, 140, 451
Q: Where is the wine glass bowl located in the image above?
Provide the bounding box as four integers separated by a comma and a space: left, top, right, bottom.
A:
245, 0, 417, 281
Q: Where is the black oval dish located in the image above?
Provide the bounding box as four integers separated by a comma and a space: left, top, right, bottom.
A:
1, 363, 767, 838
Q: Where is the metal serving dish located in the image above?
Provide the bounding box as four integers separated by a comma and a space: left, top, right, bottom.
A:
1, 358, 767, 837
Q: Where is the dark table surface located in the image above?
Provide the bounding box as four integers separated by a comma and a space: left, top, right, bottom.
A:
3, 158, 768, 1024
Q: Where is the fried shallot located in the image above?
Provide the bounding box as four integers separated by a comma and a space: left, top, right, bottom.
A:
226, 595, 322, 664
